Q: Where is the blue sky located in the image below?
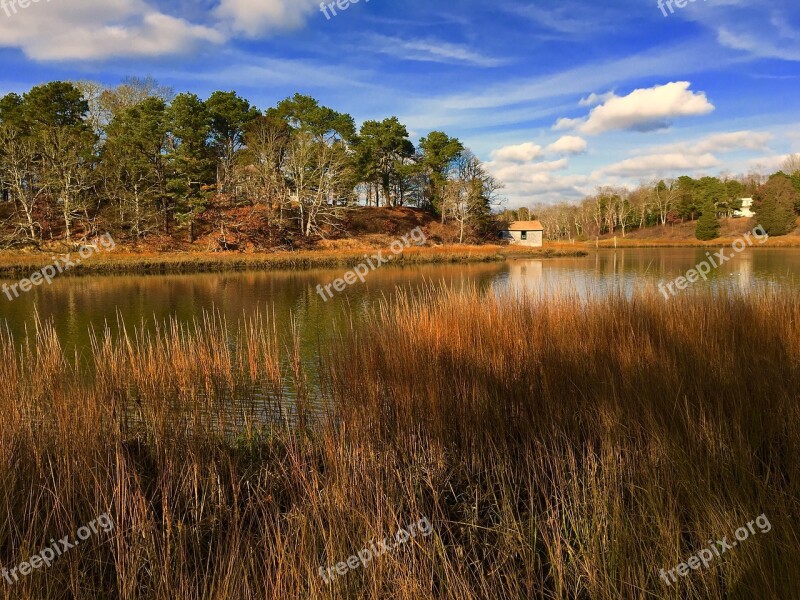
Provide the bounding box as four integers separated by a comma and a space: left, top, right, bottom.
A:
1, 0, 798, 207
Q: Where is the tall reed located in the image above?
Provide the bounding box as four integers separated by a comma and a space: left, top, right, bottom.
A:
0, 286, 797, 598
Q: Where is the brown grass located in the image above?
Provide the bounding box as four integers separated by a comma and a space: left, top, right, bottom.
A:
0, 245, 586, 280
0, 286, 798, 598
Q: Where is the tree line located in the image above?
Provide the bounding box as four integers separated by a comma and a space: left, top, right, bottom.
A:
0, 78, 501, 249
503, 165, 800, 242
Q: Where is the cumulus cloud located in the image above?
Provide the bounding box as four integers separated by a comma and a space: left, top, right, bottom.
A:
0, 0, 326, 60
547, 135, 587, 155
553, 82, 715, 135
490, 142, 543, 163
214, 0, 321, 37
498, 172, 590, 207
0, 0, 224, 60
485, 140, 586, 205
489, 158, 569, 183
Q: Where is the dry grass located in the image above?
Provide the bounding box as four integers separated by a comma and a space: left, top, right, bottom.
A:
0, 286, 798, 598
0, 245, 586, 279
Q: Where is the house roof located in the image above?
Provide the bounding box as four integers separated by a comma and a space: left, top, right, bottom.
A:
506, 220, 544, 231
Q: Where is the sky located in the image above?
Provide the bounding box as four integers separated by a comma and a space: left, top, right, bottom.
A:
1, 0, 799, 208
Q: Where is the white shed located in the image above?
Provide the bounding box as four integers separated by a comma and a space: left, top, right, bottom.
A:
499, 221, 544, 247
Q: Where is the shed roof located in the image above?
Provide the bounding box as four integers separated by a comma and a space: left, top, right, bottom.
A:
506, 220, 544, 231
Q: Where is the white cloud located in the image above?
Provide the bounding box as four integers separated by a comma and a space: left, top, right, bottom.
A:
716, 25, 800, 61
576, 82, 715, 135
552, 117, 584, 131
746, 153, 792, 173
0, 0, 224, 60
497, 172, 590, 207
547, 135, 588, 155
370, 35, 507, 67
489, 159, 569, 183
599, 152, 720, 177
486, 140, 585, 206
644, 131, 773, 155
579, 91, 615, 107
490, 142, 543, 163
214, 0, 320, 37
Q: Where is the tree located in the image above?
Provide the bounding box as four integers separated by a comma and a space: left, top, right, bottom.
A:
19, 82, 96, 241
418, 131, 463, 217
782, 154, 800, 176
754, 174, 798, 236
239, 115, 291, 207
283, 131, 352, 237
442, 151, 502, 243
102, 98, 170, 237
675, 176, 699, 221
98, 76, 174, 121
268, 94, 355, 144
206, 91, 260, 193
168, 93, 215, 240
355, 117, 415, 207
0, 123, 44, 245
269, 95, 357, 237
695, 201, 720, 241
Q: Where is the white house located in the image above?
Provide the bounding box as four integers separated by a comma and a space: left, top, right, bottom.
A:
499, 221, 544, 247
734, 198, 755, 218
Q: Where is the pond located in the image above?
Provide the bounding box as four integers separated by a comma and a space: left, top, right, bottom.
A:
1, 248, 798, 356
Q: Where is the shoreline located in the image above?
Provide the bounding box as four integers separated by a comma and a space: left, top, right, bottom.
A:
552, 238, 800, 250
0, 245, 588, 279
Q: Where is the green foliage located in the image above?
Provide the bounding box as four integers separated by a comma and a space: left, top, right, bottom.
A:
754, 173, 799, 236
268, 93, 355, 142
418, 131, 464, 214
695, 202, 721, 241
168, 93, 216, 227
355, 117, 415, 206
21, 81, 89, 129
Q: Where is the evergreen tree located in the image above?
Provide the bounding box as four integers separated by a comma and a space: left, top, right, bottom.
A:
695, 201, 720, 241
754, 174, 798, 236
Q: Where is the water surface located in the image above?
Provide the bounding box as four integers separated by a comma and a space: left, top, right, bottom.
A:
1, 248, 797, 355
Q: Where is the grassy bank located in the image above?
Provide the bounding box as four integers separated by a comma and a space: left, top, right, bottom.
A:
0, 287, 798, 598
0, 245, 587, 280
567, 217, 800, 248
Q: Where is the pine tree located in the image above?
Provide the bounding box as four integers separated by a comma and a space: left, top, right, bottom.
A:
695, 201, 720, 241
754, 174, 798, 236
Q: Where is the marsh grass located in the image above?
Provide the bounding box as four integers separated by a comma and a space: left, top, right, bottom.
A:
0, 286, 798, 598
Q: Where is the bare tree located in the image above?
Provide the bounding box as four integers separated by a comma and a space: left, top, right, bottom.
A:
284, 132, 352, 238
0, 123, 45, 245
649, 178, 678, 226
782, 154, 800, 176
